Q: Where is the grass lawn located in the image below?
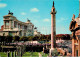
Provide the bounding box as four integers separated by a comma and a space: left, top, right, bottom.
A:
0, 52, 15, 57
0, 52, 48, 57
0, 52, 7, 57
22, 52, 39, 57
40, 52, 49, 57
22, 52, 48, 57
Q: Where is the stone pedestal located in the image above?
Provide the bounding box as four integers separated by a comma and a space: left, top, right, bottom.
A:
43, 47, 44, 53
49, 48, 55, 56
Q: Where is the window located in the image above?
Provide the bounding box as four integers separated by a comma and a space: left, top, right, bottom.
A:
11, 21, 13, 28
24, 26, 27, 29
6, 22, 9, 26
28, 30, 32, 32
14, 22, 17, 28
5, 21, 9, 28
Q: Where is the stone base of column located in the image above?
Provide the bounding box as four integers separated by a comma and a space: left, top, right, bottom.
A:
49, 48, 55, 56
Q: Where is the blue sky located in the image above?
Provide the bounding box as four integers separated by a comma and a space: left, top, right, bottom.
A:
0, 0, 79, 34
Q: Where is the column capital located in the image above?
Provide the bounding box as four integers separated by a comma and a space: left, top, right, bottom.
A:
50, 11, 56, 14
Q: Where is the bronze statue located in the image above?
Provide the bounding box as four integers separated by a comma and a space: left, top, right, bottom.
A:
8, 10, 13, 15
27, 18, 30, 22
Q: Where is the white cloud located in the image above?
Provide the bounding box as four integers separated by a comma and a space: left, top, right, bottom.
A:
43, 18, 50, 22
30, 8, 39, 12
0, 3, 7, 8
21, 12, 26, 15
57, 17, 67, 22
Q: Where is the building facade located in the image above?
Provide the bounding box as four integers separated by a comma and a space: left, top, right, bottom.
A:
0, 11, 34, 36
34, 27, 41, 36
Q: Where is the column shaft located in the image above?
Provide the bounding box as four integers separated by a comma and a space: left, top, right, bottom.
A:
78, 40, 80, 56
13, 21, 14, 28
4, 21, 6, 29
72, 39, 76, 56
51, 14, 56, 49
9, 21, 11, 29
51, 14, 54, 48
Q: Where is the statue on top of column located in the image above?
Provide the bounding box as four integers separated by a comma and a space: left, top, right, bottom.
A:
27, 18, 30, 22
69, 14, 80, 39
8, 10, 13, 15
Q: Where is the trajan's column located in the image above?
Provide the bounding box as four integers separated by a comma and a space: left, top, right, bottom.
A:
50, 1, 56, 56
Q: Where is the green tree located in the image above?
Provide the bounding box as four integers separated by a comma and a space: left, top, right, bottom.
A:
5, 35, 13, 43
33, 35, 39, 41
27, 36, 33, 41
51, 48, 59, 56
13, 36, 20, 42
39, 35, 46, 41
0, 36, 5, 44
19, 36, 28, 41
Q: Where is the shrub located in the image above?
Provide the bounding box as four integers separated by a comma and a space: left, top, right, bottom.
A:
13, 36, 20, 42
19, 36, 28, 41
5, 35, 13, 43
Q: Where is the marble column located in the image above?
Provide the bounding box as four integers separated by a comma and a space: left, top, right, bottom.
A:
17, 23, 18, 28
13, 21, 14, 28
51, 1, 56, 49
4, 21, 6, 29
9, 21, 11, 29
50, 1, 56, 56
51, 14, 56, 48
72, 39, 76, 56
